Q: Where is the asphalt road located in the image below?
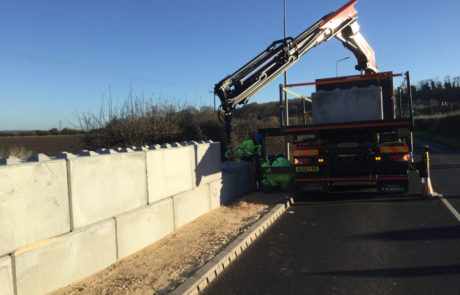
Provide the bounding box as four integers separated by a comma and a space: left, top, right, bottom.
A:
203, 138, 460, 295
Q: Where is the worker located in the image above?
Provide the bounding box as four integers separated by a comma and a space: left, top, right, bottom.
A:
236, 134, 262, 162
260, 161, 277, 190
270, 154, 294, 189
260, 153, 277, 190
236, 134, 263, 189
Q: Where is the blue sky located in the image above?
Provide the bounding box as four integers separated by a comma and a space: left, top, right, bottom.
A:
1, 0, 459, 130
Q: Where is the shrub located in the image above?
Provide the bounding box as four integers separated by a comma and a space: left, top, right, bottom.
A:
0, 146, 33, 160
77, 90, 288, 160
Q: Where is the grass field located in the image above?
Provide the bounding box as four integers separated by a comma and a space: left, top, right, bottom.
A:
0, 135, 84, 158
415, 131, 460, 150
414, 113, 460, 150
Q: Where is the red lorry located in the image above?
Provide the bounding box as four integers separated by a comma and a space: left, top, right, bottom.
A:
215, 0, 429, 194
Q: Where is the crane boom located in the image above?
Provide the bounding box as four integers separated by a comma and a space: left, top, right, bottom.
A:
215, 0, 377, 114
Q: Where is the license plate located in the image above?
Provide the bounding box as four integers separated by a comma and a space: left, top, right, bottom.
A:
296, 166, 319, 172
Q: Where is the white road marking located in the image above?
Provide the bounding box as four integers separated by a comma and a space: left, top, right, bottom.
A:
439, 196, 460, 223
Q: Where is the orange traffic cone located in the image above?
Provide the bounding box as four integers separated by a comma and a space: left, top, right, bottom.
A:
420, 145, 442, 198
420, 175, 442, 198
420, 177, 426, 195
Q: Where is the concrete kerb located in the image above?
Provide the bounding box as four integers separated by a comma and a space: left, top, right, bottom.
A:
171, 196, 294, 295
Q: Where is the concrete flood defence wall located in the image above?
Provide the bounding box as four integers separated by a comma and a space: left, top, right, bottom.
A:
0, 141, 252, 295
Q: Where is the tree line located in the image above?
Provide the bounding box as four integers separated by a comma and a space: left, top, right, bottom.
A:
0, 128, 84, 137
410, 75, 460, 114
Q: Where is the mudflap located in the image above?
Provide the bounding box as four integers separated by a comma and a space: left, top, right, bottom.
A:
377, 179, 409, 194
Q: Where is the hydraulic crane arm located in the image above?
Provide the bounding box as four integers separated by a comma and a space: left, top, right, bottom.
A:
335, 21, 378, 74
215, 0, 377, 114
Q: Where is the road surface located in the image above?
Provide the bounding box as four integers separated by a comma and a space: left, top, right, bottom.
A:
203, 139, 460, 295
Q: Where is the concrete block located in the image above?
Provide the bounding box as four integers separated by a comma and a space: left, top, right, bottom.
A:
146, 146, 194, 204
25, 153, 50, 162
54, 151, 77, 159
222, 161, 252, 197
96, 148, 112, 154
312, 85, 383, 125
0, 156, 21, 165
113, 147, 134, 153
0, 161, 70, 256
173, 185, 210, 228
75, 150, 98, 156
191, 142, 222, 187
115, 198, 174, 259
0, 255, 14, 295
13, 219, 116, 295
133, 146, 148, 152
69, 152, 147, 229
210, 174, 236, 209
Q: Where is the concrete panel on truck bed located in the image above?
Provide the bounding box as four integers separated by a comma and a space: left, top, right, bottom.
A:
173, 184, 210, 228
312, 85, 383, 125
69, 152, 147, 229
222, 161, 252, 197
0, 161, 70, 256
13, 219, 116, 295
192, 142, 222, 187
147, 146, 194, 204
210, 173, 236, 209
115, 198, 174, 259
0, 255, 14, 295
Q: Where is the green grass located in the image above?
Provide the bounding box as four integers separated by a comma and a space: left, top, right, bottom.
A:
414, 131, 460, 150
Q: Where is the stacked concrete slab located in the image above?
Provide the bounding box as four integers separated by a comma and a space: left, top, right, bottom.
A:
0, 141, 252, 294
0, 255, 14, 295
312, 85, 384, 125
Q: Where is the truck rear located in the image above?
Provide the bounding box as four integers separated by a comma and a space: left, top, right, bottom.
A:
260, 71, 413, 194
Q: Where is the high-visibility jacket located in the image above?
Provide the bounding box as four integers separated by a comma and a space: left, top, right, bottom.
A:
237, 139, 261, 159
270, 157, 294, 189
261, 162, 277, 188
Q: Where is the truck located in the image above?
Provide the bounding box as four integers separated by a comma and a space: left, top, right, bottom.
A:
259, 71, 413, 194
215, 0, 427, 194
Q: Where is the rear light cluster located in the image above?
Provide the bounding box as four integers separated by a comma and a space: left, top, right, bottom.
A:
389, 154, 409, 162
294, 157, 311, 165
294, 157, 326, 165
375, 154, 409, 162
